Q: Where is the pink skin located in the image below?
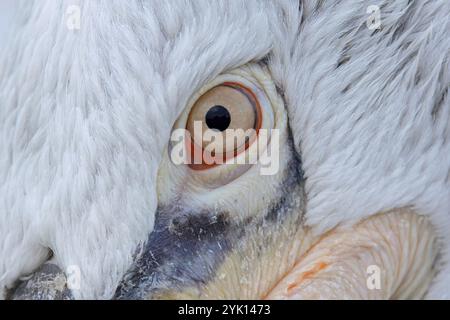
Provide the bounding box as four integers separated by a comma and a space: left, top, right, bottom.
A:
266, 209, 438, 300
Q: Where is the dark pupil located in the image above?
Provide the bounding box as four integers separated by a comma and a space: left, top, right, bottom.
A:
205, 105, 231, 131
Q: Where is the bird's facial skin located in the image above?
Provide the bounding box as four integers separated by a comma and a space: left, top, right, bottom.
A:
112, 64, 439, 300
8, 64, 439, 300
267, 210, 438, 299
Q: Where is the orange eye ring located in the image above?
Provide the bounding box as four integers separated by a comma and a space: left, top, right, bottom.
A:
187, 82, 263, 171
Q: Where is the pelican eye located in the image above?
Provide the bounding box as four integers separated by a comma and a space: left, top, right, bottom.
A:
185, 82, 263, 170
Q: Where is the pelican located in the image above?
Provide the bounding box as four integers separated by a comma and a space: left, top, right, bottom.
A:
0, 0, 449, 300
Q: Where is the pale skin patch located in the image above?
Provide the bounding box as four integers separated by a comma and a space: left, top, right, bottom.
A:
266, 209, 438, 300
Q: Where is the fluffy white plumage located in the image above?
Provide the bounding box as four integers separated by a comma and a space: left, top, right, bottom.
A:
0, 0, 449, 299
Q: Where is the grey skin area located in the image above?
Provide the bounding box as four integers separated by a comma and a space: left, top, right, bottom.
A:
8, 263, 74, 300
114, 140, 304, 299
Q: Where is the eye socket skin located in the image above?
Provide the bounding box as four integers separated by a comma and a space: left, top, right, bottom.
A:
167, 64, 278, 184
186, 82, 263, 170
